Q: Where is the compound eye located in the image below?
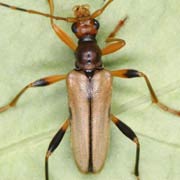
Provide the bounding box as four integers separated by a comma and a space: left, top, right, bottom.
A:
71, 23, 78, 33
93, 19, 100, 30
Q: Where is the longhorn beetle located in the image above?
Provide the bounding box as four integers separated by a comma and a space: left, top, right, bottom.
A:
0, 0, 180, 180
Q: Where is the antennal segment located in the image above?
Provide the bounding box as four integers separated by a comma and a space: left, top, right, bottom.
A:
0, 2, 76, 22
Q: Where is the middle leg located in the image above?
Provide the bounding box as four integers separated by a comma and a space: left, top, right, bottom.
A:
0, 74, 66, 112
111, 69, 180, 116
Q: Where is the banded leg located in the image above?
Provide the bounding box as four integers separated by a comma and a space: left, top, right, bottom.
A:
0, 74, 66, 112
111, 114, 140, 180
47, 0, 77, 51
101, 17, 128, 55
111, 69, 180, 116
45, 119, 69, 180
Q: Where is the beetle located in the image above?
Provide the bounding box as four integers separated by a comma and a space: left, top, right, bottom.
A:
0, 0, 180, 180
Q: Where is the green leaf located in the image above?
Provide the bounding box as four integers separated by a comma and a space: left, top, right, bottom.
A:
0, 0, 180, 180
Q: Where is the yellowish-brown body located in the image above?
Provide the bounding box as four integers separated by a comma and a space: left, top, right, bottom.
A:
66, 69, 112, 173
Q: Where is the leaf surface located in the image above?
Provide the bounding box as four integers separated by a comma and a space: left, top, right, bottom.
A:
0, 0, 180, 180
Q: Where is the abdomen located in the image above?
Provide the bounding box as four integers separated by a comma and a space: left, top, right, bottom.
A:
66, 69, 112, 173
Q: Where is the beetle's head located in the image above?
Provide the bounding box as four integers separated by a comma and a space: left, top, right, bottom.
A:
71, 5, 99, 39
72, 4, 90, 18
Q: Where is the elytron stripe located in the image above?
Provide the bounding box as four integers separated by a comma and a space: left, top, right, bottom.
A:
88, 80, 93, 172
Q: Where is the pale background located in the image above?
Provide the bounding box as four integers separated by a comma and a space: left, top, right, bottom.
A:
0, 0, 180, 180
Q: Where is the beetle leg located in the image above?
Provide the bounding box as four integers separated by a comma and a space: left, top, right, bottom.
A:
111, 114, 140, 180
45, 119, 69, 180
111, 69, 180, 116
101, 38, 125, 55
0, 74, 66, 112
47, 0, 77, 51
101, 17, 127, 56
106, 16, 128, 41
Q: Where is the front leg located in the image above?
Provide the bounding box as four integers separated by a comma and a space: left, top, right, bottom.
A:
101, 17, 127, 56
111, 69, 180, 116
46, 0, 77, 51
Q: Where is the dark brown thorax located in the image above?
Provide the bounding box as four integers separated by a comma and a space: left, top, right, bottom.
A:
74, 37, 102, 77
71, 5, 103, 79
